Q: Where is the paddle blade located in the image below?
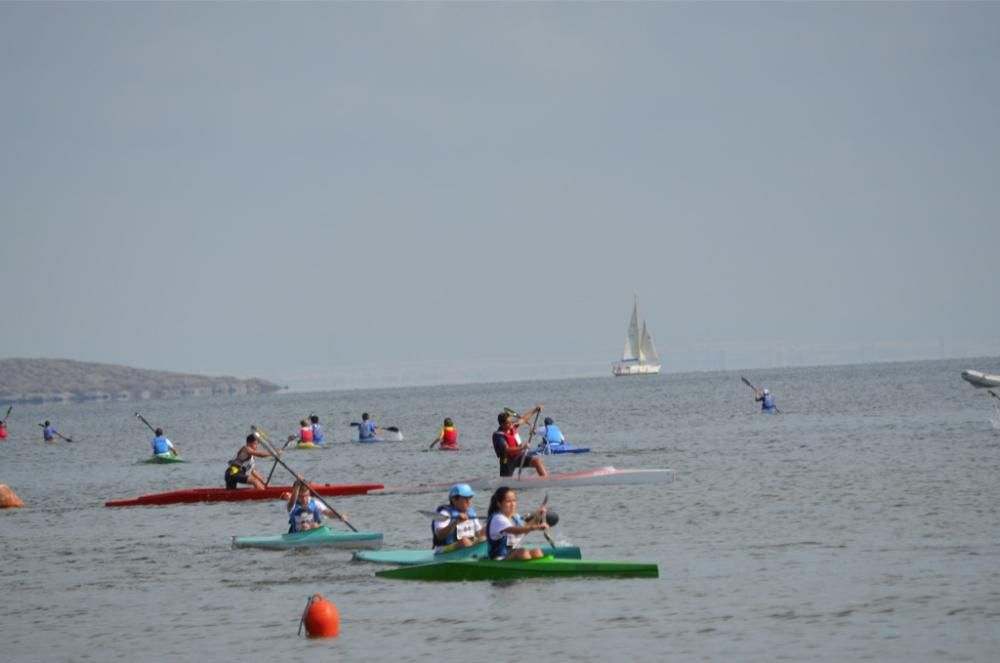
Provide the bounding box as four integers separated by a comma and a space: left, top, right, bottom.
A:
385, 426, 400, 433
545, 510, 559, 527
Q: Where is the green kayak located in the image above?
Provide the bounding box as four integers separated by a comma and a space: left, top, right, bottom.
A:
232, 526, 383, 550
375, 555, 659, 581
141, 453, 186, 464
354, 541, 582, 565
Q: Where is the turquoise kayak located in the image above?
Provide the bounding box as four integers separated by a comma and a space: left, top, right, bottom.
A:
141, 453, 186, 464
232, 526, 383, 550
354, 541, 582, 565
375, 555, 659, 581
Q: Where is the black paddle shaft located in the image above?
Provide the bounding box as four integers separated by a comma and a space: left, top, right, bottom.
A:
253, 428, 359, 532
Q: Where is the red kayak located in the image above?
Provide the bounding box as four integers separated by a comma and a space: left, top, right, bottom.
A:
105, 482, 383, 508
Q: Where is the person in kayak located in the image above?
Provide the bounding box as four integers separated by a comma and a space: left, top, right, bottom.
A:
492, 406, 548, 477
151, 428, 178, 457
310, 415, 325, 445
486, 486, 549, 561
225, 434, 277, 489
0, 420, 7, 441
298, 419, 314, 444
42, 421, 58, 442
358, 412, 380, 441
432, 483, 484, 552
535, 416, 566, 451
286, 479, 345, 532
431, 417, 459, 450
755, 388, 778, 414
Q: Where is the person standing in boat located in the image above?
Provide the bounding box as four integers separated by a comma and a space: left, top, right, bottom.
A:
432, 483, 484, 552
151, 428, 178, 457
225, 433, 277, 489
298, 419, 314, 444
309, 415, 325, 445
286, 479, 345, 532
486, 486, 549, 560
358, 412, 380, 441
42, 421, 58, 442
754, 388, 778, 414
431, 417, 459, 450
493, 406, 548, 477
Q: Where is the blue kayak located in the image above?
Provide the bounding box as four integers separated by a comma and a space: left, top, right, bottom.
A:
530, 443, 590, 455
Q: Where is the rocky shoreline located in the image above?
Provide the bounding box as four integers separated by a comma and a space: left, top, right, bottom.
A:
0, 358, 283, 405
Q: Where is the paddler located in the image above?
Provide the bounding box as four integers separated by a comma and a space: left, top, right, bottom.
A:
754, 387, 778, 414
286, 479, 346, 532
309, 415, 325, 445
225, 433, 278, 489
42, 420, 58, 442
432, 483, 484, 552
358, 412, 380, 441
151, 427, 178, 457
535, 416, 566, 452
430, 417, 459, 450
298, 419, 314, 444
485, 487, 549, 560
0, 420, 7, 441
492, 406, 548, 477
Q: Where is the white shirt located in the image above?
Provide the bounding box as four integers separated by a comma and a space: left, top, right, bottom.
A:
433, 510, 483, 551
487, 513, 525, 553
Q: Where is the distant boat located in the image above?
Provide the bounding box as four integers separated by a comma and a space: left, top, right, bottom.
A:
612, 295, 661, 376
961, 369, 1000, 388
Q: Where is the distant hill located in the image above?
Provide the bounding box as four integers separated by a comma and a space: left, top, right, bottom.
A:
0, 358, 282, 405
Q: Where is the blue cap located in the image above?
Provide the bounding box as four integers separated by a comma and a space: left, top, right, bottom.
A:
449, 483, 475, 498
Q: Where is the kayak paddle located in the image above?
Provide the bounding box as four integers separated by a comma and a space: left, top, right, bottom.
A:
537, 493, 557, 550
257, 427, 298, 487
253, 425, 358, 532
517, 409, 542, 478
989, 389, 1000, 401
2, 405, 11, 424
134, 412, 156, 434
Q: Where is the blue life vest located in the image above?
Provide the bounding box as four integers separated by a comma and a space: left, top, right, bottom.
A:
431, 504, 478, 547
43, 426, 57, 441
543, 424, 565, 445
762, 394, 776, 411
311, 424, 324, 444
288, 501, 323, 533
486, 512, 524, 559
359, 421, 377, 440
152, 435, 171, 454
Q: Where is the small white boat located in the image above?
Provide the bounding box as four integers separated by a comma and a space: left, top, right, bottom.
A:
372, 466, 673, 495
961, 370, 1000, 388
612, 295, 661, 376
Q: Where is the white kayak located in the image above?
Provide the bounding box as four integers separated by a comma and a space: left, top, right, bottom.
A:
961, 370, 1000, 388
372, 466, 673, 495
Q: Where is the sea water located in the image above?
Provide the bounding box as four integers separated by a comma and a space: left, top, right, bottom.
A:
1, 358, 998, 662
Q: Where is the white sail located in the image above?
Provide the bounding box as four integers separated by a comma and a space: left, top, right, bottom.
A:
622, 298, 640, 360
639, 321, 659, 363
613, 295, 661, 376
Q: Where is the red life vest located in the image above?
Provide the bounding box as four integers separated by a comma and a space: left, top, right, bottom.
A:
439, 426, 458, 448
300, 426, 314, 442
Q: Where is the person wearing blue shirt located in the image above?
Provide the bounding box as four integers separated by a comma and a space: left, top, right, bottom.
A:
151, 428, 178, 457
358, 412, 380, 441
537, 417, 566, 449
42, 421, 58, 442
310, 415, 325, 445
755, 388, 778, 414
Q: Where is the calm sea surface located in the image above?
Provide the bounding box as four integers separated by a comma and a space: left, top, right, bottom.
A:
2, 358, 999, 662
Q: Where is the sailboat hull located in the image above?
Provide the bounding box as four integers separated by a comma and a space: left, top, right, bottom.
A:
613, 362, 661, 376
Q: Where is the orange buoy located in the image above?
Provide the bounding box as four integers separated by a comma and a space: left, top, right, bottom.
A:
0, 484, 25, 508
301, 593, 340, 638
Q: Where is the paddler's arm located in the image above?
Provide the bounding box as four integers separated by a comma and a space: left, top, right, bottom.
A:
515, 405, 543, 427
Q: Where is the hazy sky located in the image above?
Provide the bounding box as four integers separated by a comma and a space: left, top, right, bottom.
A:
2, 2, 998, 390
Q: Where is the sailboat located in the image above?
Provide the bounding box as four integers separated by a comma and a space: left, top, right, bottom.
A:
612, 296, 661, 376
